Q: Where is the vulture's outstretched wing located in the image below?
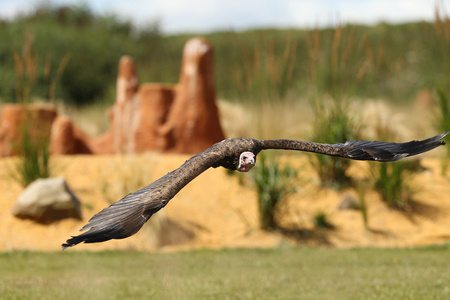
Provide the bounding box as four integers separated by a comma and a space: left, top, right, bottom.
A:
259, 132, 448, 162
62, 183, 160, 249
62, 143, 231, 249
62, 132, 448, 249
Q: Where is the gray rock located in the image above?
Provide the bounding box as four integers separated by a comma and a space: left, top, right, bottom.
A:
338, 192, 360, 210
12, 177, 82, 224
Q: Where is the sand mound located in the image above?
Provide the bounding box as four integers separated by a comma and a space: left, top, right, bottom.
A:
0, 154, 449, 252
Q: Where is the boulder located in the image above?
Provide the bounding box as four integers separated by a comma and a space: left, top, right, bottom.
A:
338, 192, 360, 210
12, 177, 82, 224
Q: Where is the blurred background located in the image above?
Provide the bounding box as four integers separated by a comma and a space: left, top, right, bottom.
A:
1, 2, 450, 299
0, 0, 449, 107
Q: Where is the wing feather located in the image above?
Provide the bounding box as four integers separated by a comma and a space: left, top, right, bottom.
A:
62, 185, 156, 249
342, 132, 448, 161
62, 141, 230, 249
260, 132, 448, 162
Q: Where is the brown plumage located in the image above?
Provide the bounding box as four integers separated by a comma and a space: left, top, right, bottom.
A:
62, 132, 448, 249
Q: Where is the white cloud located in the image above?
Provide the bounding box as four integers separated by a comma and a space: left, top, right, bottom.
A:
0, 0, 449, 33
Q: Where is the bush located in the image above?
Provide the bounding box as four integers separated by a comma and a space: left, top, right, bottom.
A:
12, 120, 51, 187
253, 153, 297, 231
309, 100, 362, 189
431, 86, 450, 174
313, 210, 334, 229
371, 161, 416, 210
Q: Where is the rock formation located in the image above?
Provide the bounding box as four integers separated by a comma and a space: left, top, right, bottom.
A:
159, 37, 225, 153
0, 36, 225, 156
0, 104, 56, 156
50, 115, 92, 154
95, 36, 225, 154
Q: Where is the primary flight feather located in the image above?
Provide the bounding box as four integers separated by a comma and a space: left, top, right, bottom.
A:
62, 132, 448, 249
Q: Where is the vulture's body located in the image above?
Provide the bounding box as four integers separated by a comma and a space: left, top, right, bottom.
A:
62, 132, 448, 249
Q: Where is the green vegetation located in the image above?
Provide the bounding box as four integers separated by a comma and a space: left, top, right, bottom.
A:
12, 121, 51, 187
253, 153, 297, 230
432, 86, 450, 174
1, 246, 449, 299
372, 161, 415, 210
0, 4, 162, 106
9, 28, 62, 187
0, 4, 450, 105
309, 100, 361, 189
368, 121, 419, 210
356, 181, 370, 227
313, 210, 334, 229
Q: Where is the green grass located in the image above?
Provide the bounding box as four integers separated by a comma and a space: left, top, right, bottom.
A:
1, 246, 449, 299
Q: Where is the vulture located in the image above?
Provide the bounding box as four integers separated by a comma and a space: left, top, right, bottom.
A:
62, 132, 448, 249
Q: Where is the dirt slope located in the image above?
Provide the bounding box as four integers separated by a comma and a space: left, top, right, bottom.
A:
0, 154, 449, 252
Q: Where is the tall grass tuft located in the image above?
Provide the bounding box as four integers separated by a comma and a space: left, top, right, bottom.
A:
10, 29, 68, 187
369, 122, 416, 210
305, 24, 399, 100
309, 100, 362, 189
230, 32, 299, 101
356, 180, 369, 228
371, 161, 414, 210
253, 152, 297, 231
12, 120, 51, 187
431, 86, 450, 174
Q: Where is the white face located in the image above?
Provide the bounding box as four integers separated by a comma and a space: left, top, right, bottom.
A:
237, 152, 256, 172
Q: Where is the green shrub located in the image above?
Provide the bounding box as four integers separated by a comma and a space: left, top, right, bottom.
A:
356, 180, 369, 228
12, 120, 51, 187
309, 100, 362, 189
431, 86, 450, 174
313, 210, 334, 229
253, 153, 297, 231
371, 161, 415, 210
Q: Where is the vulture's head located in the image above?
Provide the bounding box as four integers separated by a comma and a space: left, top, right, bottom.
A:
237, 151, 256, 172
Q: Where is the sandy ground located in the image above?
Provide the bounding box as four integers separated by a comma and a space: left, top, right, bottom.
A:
0, 153, 449, 252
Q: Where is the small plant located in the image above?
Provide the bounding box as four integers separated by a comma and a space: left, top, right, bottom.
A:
370, 120, 418, 210
12, 120, 51, 187
309, 100, 362, 189
431, 86, 450, 174
230, 32, 299, 101
313, 210, 334, 229
371, 161, 415, 210
356, 180, 369, 228
253, 153, 297, 231
10, 29, 66, 187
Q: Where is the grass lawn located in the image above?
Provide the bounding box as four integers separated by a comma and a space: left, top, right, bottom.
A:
1, 245, 449, 299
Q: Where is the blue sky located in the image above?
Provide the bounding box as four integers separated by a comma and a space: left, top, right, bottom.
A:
1, 0, 449, 34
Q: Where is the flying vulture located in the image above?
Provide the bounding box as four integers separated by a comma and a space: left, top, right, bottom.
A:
62, 132, 448, 249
